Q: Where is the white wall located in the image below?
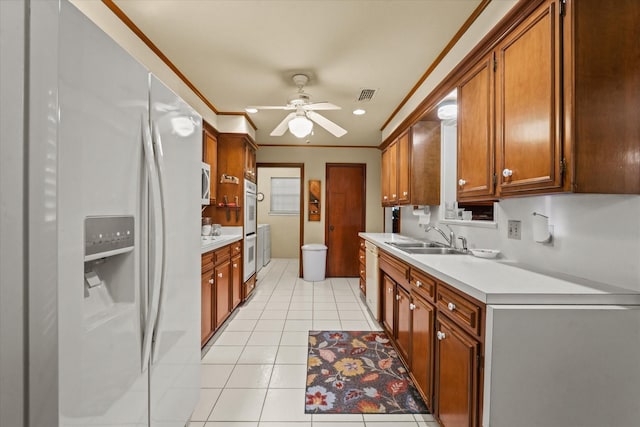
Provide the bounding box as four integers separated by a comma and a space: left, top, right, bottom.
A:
257, 167, 301, 258
257, 146, 383, 245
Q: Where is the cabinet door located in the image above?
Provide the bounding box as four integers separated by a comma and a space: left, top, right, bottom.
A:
203, 126, 217, 203
495, 0, 562, 196
396, 285, 411, 364
388, 142, 398, 205
244, 143, 256, 182
435, 315, 480, 427
397, 131, 411, 204
457, 54, 495, 201
381, 147, 391, 205
201, 271, 214, 346
411, 291, 435, 409
231, 255, 242, 309
382, 274, 396, 335
214, 259, 231, 328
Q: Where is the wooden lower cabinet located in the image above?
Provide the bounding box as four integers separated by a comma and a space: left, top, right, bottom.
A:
201, 269, 214, 345
435, 314, 481, 427
201, 240, 243, 347
381, 274, 395, 335
378, 250, 484, 426
214, 259, 231, 328
395, 285, 411, 364
231, 254, 242, 309
410, 291, 435, 410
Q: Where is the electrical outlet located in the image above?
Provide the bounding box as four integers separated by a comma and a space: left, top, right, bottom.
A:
508, 220, 521, 240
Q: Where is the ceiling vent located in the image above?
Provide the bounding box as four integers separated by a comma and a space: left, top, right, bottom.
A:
356, 88, 377, 102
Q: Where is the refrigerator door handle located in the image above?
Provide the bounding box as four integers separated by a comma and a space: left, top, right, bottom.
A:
150, 120, 168, 364
141, 116, 162, 373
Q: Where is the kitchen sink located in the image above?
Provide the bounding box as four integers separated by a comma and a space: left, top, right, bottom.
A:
402, 247, 464, 255
385, 241, 443, 249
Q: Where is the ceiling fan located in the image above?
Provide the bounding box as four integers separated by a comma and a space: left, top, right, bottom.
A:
248, 74, 347, 138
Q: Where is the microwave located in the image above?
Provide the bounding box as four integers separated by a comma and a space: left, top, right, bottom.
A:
201, 162, 211, 205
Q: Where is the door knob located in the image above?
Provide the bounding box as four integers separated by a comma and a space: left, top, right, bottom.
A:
329, 225, 334, 231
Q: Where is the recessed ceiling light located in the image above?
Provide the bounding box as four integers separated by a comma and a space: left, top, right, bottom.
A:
245, 107, 258, 114
353, 109, 366, 116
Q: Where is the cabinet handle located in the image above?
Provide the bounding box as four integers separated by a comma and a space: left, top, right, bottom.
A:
208, 279, 214, 284
233, 263, 238, 268
383, 195, 388, 200
458, 178, 467, 186
403, 191, 408, 196
251, 284, 254, 289
360, 270, 365, 275
409, 303, 416, 310
360, 255, 364, 259
218, 272, 223, 278
235, 247, 240, 251
388, 288, 392, 294
396, 294, 400, 301
437, 331, 446, 340
392, 193, 397, 198
502, 168, 513, 178
416, 280, 422, 287
447, 302, 456, 311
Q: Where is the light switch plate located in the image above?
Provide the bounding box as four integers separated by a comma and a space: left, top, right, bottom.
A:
508, 220, 521, 240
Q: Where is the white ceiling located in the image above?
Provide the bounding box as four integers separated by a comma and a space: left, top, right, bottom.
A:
113, 0, 482, 147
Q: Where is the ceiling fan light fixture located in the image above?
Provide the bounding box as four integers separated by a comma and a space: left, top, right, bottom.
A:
288, 116, 313, 138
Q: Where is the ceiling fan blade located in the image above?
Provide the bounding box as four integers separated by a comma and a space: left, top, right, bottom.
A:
247, 105, 289, 110
270, 112, 297, 136
305, 102, 341, 111
307, 111, 347, 138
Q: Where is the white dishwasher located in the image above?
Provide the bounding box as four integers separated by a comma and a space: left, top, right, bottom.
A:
364, 241, 380, 320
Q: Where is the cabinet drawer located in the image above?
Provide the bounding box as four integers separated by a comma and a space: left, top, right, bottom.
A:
436, 284, 483, 337
379, 251, 409, 285
202, 251, 214, 272
231, 241, 242, 256
410, 268, 436, 302
243, 275, 256, 300
214, 246, 231, 264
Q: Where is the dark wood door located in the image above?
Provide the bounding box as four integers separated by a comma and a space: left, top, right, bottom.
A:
411, 291, 435, 410
495, 0, 562, 196
382, 274, 395, 335
457, 54, 495, 201
435, 315, 480, 427
214, 260, 231, 328
396, 285, 411, 364
325, 164, 366, 277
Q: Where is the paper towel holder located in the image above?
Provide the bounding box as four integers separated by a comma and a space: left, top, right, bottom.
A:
532, 212, 553, 244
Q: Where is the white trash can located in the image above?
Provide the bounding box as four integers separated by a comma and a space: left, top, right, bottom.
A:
301, 244, 328, 281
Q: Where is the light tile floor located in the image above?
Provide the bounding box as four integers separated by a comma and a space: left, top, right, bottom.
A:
192, 258, 438, 427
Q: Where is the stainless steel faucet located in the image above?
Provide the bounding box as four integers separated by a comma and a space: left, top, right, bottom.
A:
425, 224, 455, 248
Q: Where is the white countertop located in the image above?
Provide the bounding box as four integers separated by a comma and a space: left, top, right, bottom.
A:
201, 234, 242, 254
360, 233, 640, 305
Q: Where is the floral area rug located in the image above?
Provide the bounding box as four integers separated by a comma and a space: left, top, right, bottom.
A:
305, 330, 429, 414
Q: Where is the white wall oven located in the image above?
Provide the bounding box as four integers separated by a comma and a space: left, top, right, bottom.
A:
243, 180, 257, 281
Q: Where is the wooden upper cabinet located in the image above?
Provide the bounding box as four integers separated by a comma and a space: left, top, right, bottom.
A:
381, 125, 441, 207
411, 121, 441, 206
566, 0, 640, 194
397, 131, 411, 204
244, 142, 257, 182
457, 54, 495, 201
495, 0, 562, 197
203, 122, 218, 204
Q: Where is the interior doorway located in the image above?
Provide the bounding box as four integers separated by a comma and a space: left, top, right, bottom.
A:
256, 163, 304, 277
325, 163, 366, 277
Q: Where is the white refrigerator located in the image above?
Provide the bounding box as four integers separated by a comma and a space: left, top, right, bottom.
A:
56, 1, 201, 426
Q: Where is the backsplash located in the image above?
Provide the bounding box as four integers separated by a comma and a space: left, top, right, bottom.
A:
398, 194, 640, 292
